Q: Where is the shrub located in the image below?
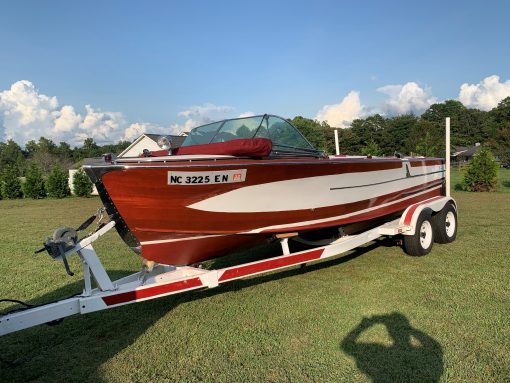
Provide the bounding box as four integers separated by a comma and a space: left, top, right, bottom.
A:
46, 166, 71, 198
22, 163, 46, 199
1, 166, 23, 199
462, 146, 499, 192
73, 168, 93, 197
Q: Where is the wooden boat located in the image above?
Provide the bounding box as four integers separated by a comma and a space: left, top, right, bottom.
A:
84, 114, 445, 265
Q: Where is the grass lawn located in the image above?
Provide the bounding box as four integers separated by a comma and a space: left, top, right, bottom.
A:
1, 191, 509, 382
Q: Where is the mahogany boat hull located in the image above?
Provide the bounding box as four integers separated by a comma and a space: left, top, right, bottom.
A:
86, 156, 445, 265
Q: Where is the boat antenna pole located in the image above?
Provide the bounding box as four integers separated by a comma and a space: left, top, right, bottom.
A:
334, 129, 340, 155
445, 117, 451, 197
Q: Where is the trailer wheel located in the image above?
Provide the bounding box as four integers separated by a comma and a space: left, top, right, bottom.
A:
431, 202, 457, 244
403, 210, 434, 256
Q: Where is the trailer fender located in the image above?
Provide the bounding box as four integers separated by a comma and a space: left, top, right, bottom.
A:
400, 196, 457, 236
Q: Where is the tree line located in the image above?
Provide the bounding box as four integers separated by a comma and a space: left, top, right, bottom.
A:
1, 97, 509, 199
0, 137, 129, 200
291, 97, 510, 162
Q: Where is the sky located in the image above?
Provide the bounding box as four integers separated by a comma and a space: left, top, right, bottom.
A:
1, 0, 510, 145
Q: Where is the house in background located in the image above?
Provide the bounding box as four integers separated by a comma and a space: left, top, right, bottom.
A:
68, 133, 189, 194
451, 143, 482, 166
118, 133, 187, 158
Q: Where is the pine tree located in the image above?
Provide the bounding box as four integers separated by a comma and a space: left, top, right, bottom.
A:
22, 162, 46, 199
462, 146, 499, 192
46, 166, 71, 198
1, 166, 23, 199
72, 168, 93, 197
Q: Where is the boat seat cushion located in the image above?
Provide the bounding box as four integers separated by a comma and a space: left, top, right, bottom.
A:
173, 138, 272, 157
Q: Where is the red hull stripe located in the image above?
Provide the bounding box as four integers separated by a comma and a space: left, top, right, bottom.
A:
102, 277, 203, 306
219, 248, 324, 282
403, 196, 444, 225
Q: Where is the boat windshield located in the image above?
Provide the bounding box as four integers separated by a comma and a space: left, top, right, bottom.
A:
181, 115, 317, 153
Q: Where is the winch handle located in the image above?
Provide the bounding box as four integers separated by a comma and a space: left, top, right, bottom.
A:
61, 253, 74, 276
34, 247, 46, 254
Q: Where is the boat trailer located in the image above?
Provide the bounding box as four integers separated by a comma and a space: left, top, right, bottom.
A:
0, 196, 456, 336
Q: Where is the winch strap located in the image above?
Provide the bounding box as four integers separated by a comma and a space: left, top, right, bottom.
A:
76, 214, 98, 232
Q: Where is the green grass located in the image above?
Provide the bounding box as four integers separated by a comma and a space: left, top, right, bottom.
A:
0, 193, 509, 382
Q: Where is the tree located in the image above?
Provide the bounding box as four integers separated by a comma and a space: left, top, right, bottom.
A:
291, 116, 335, 154
407, 120, 444, 157
487, 97, 510, 162
488, 96, 510, 128
36, 137, 58, 154
462, 146, 499, 192
25, 140, 39, 156
0, 139, 25, 176
22, 163, 46, 198
382, 114, 418, 155
1, 166, 23, 199
334, 126, 359, 155
415, 131, 440, 157
361, 140, 383, 156
46, 166, 71, 198
57, 142, 73, 161
421, 100, 488, 146
350, 115, 386, 154
73, 168, 93, 197
487, 126, 510, 163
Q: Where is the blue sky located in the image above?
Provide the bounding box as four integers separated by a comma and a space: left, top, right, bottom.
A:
1, 0, 509, 145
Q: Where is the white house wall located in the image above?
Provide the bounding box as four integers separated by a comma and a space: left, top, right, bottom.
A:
119, 136, 161, 157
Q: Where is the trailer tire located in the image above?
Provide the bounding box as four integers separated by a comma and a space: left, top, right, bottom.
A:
431, 202, 457, 244
403, 209, 434, 256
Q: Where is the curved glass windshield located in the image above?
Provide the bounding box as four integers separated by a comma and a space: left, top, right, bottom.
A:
181, 115, 316, 152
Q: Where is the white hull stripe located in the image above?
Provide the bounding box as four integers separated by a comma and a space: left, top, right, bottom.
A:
141, 234, 228, 246
189, 165, 444, 213
140, 185, 442, 245
242, 185, 442, 234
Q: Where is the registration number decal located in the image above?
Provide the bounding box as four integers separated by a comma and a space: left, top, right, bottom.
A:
168, 169, 247, 185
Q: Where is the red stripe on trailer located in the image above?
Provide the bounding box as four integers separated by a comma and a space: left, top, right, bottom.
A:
102, 277, 203, 306
403, 196, 444, 225
219, 248, 324, 282
403, 203, 420, 225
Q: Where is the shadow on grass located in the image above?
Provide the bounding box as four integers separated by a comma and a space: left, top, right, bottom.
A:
501, 179, 510, 188
341, 313, 443, 382
0, 238, 394, 382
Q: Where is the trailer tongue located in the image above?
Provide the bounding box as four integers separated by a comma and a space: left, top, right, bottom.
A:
0, 196, 456, 336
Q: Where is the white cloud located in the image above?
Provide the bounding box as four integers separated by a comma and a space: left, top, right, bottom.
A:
238, 111, 255, 118
178, 103, 233, 120
315, 91, 363, 128
53, 105, 81, 133
170, 103, 236, 133
0, 80, 168, 145
77, 105, 125, 143
377, 82, 436, 115
0, 80, 58, 141
458, 75, 510, 111
122, 122, 172, 142
169, 118, 202, 135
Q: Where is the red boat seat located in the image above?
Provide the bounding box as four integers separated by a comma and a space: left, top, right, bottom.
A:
173, 138, 272, 158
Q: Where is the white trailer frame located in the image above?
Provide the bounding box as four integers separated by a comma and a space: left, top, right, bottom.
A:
0, 195, 456, 336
